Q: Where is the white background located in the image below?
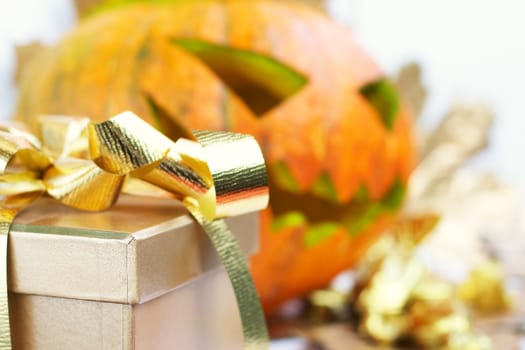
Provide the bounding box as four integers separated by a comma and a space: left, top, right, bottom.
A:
1, 0, 525, 197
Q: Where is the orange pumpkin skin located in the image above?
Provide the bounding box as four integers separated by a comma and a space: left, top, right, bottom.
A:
17, 1, 417, 311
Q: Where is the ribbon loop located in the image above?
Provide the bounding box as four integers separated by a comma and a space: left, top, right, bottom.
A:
89, 111, 174, 175
194, 130, 269, 218
0, 131, 50, 173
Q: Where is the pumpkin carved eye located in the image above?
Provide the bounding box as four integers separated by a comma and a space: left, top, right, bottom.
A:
172, 38, 308, 115
360, 78, 400, 130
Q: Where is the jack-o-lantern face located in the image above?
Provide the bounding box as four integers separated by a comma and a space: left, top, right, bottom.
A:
16, 1, 417, 311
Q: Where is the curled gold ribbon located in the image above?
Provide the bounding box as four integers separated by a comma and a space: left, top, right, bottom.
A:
0, 111, 269, 349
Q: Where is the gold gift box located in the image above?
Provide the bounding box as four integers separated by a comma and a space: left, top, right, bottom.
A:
7, 195, 258, 349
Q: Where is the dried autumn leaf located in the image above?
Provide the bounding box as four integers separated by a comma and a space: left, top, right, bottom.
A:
395, 62, 427, 120
390, 214, 440, 248
409, 103, 493, 199
423, 103, 493, 157
14, 43, 47, 84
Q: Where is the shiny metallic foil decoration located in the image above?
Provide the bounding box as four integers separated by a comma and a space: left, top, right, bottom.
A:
349, 217, 493, 349
458, 261, 512, 315
0, 111, 269, 350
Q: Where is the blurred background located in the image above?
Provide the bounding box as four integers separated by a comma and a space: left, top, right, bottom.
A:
1, 0, 524, 196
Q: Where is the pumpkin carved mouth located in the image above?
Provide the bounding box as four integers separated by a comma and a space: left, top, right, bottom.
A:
268, 170, 405, 246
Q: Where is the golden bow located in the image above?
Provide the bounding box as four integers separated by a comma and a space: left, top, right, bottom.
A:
0, 111, 269, 349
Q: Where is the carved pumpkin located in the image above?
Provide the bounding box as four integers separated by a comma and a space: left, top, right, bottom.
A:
16, 0, 417, 311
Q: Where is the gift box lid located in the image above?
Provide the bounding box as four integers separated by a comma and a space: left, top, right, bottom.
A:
8, 195, 258, 304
